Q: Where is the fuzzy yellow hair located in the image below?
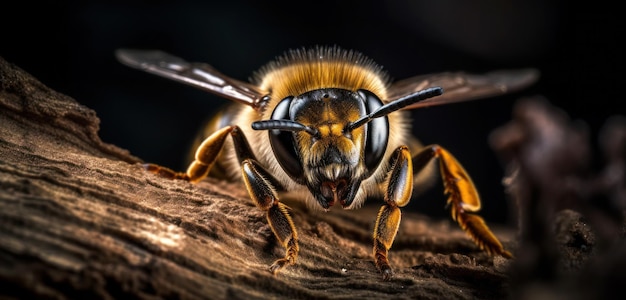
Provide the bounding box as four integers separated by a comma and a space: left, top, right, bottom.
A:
253, 46, 390, 104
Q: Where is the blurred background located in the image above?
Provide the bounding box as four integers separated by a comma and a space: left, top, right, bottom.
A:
2, 0, 623, 225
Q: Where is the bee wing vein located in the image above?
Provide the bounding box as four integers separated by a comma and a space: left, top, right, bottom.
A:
388, 69, 539, 110
115, 49, 267, 109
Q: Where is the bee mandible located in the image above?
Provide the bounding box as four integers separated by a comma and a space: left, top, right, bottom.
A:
116, 46, 537, 280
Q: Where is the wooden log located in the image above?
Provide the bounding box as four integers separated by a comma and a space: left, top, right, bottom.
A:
0, 55, 516, 299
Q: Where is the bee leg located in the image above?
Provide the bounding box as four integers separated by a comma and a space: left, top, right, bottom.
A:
228, 126, 298, 274
143, 126, 237, 182
145, 125, 296, 273
373, 146, 413, 281
241, 159, 299, 275
412, 144, 513, 258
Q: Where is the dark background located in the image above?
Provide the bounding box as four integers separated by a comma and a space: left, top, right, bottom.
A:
2, 1, 623, 225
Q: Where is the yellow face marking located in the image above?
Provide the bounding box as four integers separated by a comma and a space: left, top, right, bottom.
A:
330, 124, 343, 136
317, 126, 330, 137
315, 124, 344, 139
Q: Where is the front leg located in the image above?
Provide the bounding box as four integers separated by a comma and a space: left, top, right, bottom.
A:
145, 125, 298, 274
373, 146, 413, 281
241, 159, 299, 274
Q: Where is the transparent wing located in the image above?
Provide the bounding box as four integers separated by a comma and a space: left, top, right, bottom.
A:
115, 49, 268, 111
387, 68, 540, 110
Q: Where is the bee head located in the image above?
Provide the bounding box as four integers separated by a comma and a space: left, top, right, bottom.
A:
252, 87, 443, 209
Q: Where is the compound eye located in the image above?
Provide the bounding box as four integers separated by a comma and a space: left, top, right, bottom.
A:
268, 96, 305, 183
357, 90, 389, 173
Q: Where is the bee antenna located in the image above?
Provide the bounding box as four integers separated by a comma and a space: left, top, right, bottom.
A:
252, 120, 320, 136
347, 87, 443, 131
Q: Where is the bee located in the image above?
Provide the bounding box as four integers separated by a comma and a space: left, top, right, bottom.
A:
116, 46, 537, 280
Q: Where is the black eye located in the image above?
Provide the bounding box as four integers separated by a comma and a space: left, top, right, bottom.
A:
357, 90, 389, 173
268, 96, 305, 183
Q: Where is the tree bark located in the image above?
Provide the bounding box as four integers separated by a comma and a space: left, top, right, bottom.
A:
0, 56, 516, 300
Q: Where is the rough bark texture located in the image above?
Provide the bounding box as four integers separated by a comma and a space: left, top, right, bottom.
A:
1, 56, 623, 300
